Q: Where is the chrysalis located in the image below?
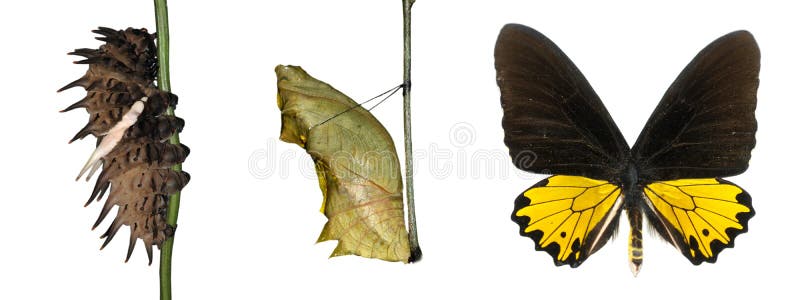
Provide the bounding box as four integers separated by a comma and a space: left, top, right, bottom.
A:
59, 27, 190, 264
276, 65, 412, 262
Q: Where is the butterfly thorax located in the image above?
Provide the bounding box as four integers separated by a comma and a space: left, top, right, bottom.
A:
618, 161, 645, 205
621, 163, 640, 193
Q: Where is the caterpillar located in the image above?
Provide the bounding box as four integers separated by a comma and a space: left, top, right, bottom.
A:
59, 27, 190, 264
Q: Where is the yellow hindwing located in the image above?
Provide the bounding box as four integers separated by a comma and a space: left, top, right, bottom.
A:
513, 175, 621, 266
644, 178, 753, 263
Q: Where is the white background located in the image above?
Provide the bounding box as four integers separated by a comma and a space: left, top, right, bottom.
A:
1, 0, 798, 299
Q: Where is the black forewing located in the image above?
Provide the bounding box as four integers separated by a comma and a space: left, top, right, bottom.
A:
495, 24, 629, 180
632, 31, 760, 181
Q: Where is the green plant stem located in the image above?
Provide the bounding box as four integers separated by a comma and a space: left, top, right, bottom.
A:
402, 0, 421, 263
154, 0, 181, 299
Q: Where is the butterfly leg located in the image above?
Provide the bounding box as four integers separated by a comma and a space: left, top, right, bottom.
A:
628, 206, 643, 277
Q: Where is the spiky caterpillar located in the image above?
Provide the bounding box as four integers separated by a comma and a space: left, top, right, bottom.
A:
59, 27, 190, 264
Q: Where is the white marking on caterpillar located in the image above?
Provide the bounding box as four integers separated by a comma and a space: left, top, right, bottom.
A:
76, 97, 148, 181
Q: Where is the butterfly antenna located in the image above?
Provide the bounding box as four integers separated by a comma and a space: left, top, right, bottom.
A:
311, 83, 404, 129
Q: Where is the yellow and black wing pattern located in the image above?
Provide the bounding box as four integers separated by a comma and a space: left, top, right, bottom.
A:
632, 30, 760, 265
643, 178, 754, 264
496, 23, 759, 272
497, 24, 630, 267
513, 175, 623, 267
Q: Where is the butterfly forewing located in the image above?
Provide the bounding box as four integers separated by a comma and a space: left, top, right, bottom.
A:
495, 24, 630, 180
631, 31, 760, 181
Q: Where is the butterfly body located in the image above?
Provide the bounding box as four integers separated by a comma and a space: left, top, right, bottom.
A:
497, 24, 758, 274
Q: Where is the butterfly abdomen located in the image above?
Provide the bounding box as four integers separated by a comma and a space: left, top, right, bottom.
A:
59, 27, 190, 264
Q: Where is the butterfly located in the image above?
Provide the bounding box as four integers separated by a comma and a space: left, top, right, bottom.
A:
494, 24, 759, 275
